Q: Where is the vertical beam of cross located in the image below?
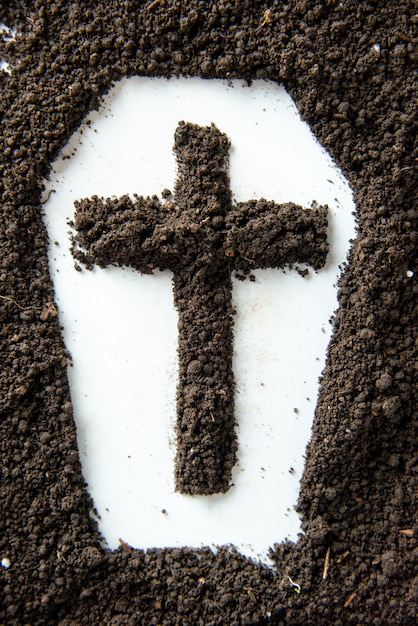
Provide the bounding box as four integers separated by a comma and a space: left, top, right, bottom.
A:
73, 121, 328, 495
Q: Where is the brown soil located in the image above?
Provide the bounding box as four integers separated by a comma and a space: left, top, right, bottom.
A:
0, 1, 416, 625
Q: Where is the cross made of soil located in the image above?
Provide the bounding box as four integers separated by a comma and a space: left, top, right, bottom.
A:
73, 121, 329, 495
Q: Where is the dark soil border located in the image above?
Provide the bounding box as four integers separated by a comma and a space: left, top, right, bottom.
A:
0, 2, 416, 624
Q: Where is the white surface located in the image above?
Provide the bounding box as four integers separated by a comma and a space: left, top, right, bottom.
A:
42, 77, 356, 565
0, 23, 15, 74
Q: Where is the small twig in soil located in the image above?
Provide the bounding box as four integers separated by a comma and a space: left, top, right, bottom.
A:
260, 9, 272, 28
287, 576, 301, 594
396, 31, 415, 43
0, 295, 39, 311
344, 592, 357, 608
322, 546, 331, 580
247, 587, 257, 603
336, 550, 350, 564
41, 189, 55, 204
118, 538, 133, 552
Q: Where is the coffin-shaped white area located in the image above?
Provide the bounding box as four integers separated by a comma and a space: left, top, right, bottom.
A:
42, 77, 356, 565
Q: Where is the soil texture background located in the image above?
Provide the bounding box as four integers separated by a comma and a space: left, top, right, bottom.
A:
0, 1, 417, 624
